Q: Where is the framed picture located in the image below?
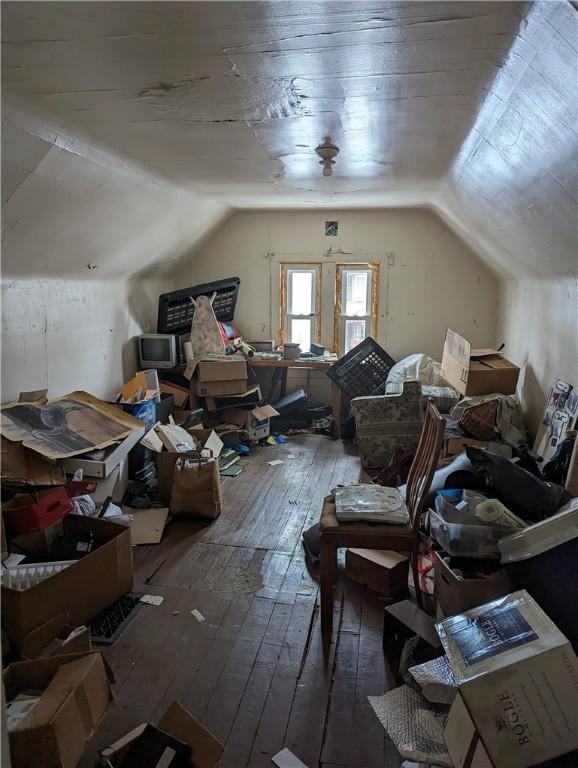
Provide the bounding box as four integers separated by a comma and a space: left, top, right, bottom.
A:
325, 220, 338, 236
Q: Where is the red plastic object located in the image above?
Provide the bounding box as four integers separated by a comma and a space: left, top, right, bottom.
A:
2, 487, 72, 537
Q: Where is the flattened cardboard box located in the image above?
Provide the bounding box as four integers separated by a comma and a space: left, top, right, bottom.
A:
441, 328, 519, 396
438, 590, 578, 768
4, 652, 112, 768
101, 701, 224, 768
2, 516, 133, 651
1, 390, 146, 461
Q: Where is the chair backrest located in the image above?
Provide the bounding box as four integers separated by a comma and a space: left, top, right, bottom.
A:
406, 400, 446, 532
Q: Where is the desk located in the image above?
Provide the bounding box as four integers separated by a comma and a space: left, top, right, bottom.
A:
248, 357, 343, 439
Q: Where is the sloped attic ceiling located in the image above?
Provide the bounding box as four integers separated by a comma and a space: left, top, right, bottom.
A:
1, 1, 576, 280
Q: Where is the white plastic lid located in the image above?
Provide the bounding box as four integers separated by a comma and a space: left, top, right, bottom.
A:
498, 500, 578, 563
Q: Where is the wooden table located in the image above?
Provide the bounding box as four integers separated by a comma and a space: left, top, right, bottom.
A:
248, 357, 343, 439
319, 495, 413, 639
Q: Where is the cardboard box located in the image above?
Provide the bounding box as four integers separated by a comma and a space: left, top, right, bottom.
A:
2, 516, 133, 651
4, 652, 112, 768
197, 358, 247, 383
441, 329, 520, 396
443, 437, 489, 457
220, 404, 279, 441
196, 378, 248, 397
20, 614, 91, 660
205, 385, 261, 412
62, 425, 145, 478
345, 548, 409, 598
100, 701, 224, 768
435, 554, 511, 617
160, 381, 190, 409
438, 591, 578, 768
1, 437, 66, 487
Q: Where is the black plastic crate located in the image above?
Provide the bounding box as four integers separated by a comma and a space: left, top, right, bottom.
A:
327, 337, 396, 399
157, 277, 240, 335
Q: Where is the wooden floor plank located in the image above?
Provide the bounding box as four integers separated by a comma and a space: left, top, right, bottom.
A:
79, 436, 399, 768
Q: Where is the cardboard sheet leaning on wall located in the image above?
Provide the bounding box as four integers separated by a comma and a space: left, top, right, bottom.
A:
0, 390, 145, 460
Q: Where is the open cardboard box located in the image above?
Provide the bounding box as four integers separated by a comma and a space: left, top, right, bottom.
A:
4, 651, 113, 768
100, 701, 224, 768
2, 516, 132, 652
441, 328, 519, 396
438, 590, 578, 768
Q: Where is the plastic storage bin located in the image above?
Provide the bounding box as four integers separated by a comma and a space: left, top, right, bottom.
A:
430, 504, 513, 559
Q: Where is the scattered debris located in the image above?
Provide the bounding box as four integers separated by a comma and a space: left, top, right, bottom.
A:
140, 594, 164, 606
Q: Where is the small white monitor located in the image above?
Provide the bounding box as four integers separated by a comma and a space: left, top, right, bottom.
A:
138, 334, 178, 369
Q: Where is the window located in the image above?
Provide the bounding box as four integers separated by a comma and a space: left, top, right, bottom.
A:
335, 264, 379, 355
280, 263, 321, 352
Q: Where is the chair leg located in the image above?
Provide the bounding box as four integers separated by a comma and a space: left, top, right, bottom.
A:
320, 537, 337, 640
411, 553, 423, 609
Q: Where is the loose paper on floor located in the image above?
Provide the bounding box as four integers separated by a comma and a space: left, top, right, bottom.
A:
272, 747, 310, 768
267, 460, 284, 466
141, 594, 164, 606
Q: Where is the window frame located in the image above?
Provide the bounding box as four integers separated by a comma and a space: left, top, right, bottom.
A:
334, 263, 379, 355
280, 262, 322, 349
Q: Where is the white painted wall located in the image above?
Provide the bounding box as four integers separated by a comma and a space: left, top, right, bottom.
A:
442, 1, 578, 434
0, 275, 167, 403
498, 277, 578, 435
0, 97, 227, 404
173, 208, 499, 402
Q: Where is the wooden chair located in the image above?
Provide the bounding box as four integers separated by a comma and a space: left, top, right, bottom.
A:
319, 401, 446, 639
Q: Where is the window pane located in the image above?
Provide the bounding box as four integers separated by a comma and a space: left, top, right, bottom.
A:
290, 318, 312, 352
344, 270, 369, 316
289, 271, 313, 315
344, 319, 367, 353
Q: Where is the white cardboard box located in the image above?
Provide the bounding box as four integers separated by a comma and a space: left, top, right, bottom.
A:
438, 590, 578, 768
62, 426, 145, 478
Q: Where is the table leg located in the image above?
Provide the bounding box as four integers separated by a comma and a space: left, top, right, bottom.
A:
320, 537, 337, 640
331, 382, 342, 439
280, 367, 288, 398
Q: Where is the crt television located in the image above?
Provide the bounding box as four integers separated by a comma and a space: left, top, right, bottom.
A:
138, 334, 178, 369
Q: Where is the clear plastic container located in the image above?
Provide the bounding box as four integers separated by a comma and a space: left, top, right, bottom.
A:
430, 506, 513, 559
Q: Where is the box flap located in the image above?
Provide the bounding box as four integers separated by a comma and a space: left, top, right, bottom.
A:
158, 701, 225, 768
119, 371, 160, 404
444, 328, 471, 367
140, 423, 164, 453
470, 348, 500, 358
251, 404, 280, 420
126, 507, 169, 545
19, 390, 48, 404
19, 612, 70, 659
160, 382, 190, 408
156, 424, 197, 453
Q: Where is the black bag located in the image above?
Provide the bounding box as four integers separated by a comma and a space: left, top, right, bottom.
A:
465, 446, 571, 523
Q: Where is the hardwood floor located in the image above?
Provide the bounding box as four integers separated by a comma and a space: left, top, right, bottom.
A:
80, 435, 402, 768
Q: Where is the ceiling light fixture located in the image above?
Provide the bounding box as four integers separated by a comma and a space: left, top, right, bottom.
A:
315, 139, 339, 177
